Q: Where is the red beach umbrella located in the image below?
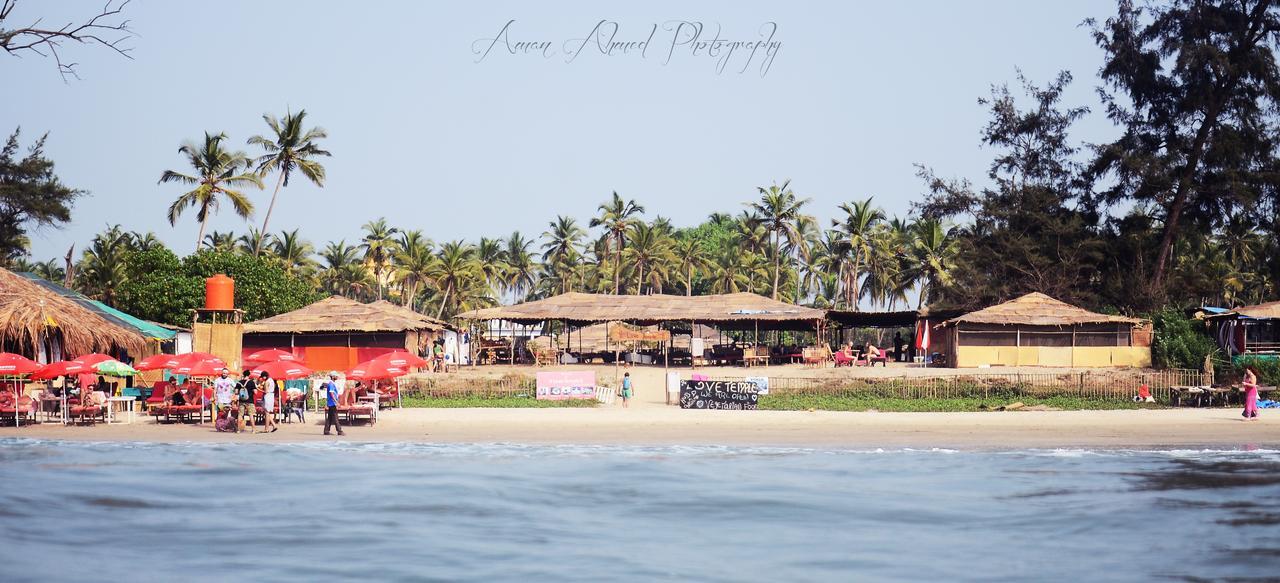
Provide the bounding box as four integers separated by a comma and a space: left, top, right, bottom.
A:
172, 358, 227, 378
136, 353, 183, 371
251, 360, 314, 380
347, 360, 408, 381
0, 353, 43, 376
72, 353, 116, 367
31, 360, 90, 380
245, 349, 299, 364
369, 351, 428, 369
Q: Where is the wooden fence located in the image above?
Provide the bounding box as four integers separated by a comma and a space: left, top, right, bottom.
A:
705, 369, 1209, 401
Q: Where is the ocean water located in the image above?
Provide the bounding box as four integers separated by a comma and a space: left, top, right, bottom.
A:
1, 439, 1278, 582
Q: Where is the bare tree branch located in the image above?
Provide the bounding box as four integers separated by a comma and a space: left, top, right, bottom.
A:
0, 0, 134, 81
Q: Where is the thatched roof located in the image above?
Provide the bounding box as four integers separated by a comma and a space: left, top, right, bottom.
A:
942, 292, 1143, 327
456, 292, 826, 325
0, 267, 145, 356
1208, 300, 1280, 320
244, 296, 450, 334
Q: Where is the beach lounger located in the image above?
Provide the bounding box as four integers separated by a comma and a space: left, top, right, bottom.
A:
0, 394, 36, 425
337, 403, 376, 426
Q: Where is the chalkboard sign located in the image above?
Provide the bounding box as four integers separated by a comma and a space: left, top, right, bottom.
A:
679, 380, 759, 410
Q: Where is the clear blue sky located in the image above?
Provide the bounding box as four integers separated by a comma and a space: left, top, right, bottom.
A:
8, 0, 1118, 261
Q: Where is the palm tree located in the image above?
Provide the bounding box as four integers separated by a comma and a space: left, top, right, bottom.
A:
790, 215, 820, 302
394, 233, 436, 310
428, 240, 481, 318
748, 180, 812, 299
202, 231, 237, 252
833, 198, 885, 310
736, 211, 769, 291
128, 232, 166, 252
909, 218, 959, 308
542, 216, 585, 291
504, 231, 537, 301
711, 247, 751, 293
673, 236, 711, 296
76, 225, 132, 305
271, 229, 316, 276
247, 109, 331, 256
589, 192, 645, 294
476, 237, 508, 297
360, 218, 399, 300
160, 132, 262, 251
32, 258, 65, 283
237, 227, 271, 256
623, 222, 674, 294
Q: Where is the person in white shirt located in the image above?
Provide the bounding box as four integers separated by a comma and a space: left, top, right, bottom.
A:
213, 368, 235, 411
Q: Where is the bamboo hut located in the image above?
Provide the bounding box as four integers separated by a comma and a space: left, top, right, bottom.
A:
1203, 300, 1280, 361
242, 296, 450, 371
937, 292, 1151, 368
0, 267, 145, 361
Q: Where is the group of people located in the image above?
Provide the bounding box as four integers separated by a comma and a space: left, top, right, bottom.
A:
207, 368, 347, 435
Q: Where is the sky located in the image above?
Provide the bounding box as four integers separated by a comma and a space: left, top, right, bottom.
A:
7, 0, 1120, 261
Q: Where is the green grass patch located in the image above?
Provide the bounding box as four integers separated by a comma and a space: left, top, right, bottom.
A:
758, 394, 1166, 412
401, 395, 598, 408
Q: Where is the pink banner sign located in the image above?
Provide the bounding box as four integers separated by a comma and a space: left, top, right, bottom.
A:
536, 371, 596, 400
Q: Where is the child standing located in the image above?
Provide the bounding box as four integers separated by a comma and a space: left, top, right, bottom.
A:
621, 372, 632, 408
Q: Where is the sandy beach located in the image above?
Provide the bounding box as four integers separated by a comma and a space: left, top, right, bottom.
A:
7, 406, 1276, 449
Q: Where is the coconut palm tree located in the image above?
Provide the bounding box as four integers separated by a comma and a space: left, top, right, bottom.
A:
748, 180, 812, 299
247, 109, 330, 256
128, 232, 166, 252
319, 240, 362, 296
623, 222, 674, 294
589, 192, 645, 294
237, 227, 271, 256
394, 233, 436, 310
673, 236, 712, 296
160, 132, 262, 251
428, 240, 481, 318
909, 218, 959, 308
833, 198, 885, 310
32, 258, 65, 283
271, 229, 316, 276
710, 247, 751, 293
202, 231, 237, 252
76, 225, 132, 306
476, 237, 508, 296
503, 231, 537, 302
360, 218, 399, 300
542, 215, 585, 290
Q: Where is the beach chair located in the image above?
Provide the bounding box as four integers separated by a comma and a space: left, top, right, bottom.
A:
833, 350, 855, 367
69, 391, 108, 425
0, 392, 36, 425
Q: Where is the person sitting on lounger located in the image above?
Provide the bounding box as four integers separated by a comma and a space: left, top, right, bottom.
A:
167, 388, 187, 406
865, 343, 881, 362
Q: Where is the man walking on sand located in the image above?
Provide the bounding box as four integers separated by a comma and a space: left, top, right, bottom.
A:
324, 371, 344, 436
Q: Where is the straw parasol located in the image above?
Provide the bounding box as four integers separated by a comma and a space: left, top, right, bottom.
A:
0, 267, 144, 357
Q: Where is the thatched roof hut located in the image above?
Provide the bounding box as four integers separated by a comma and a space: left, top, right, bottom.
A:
242, 296, 450, 371
0, 267, 145, 358
457, 292, 825, 328
942, 292, 1141, 326
937, 292, 1150, 368
244, 296, 450, 334
554, 321, 721, 352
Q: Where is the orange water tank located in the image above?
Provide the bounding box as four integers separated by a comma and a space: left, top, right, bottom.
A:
205, 274, 235, 310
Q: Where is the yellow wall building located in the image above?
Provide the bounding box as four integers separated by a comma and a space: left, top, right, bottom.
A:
939, 293, 1152, 368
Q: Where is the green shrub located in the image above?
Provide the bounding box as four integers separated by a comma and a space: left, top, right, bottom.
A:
1230, 355, 1280, 386
1150, 307, 1217, 370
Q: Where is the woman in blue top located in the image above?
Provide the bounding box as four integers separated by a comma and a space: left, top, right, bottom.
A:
621, 372, 632, 408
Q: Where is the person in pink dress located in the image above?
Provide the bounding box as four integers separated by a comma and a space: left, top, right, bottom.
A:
1242, 365, 1260, 421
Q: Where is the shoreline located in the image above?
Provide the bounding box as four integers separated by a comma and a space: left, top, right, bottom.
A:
5, 407, 1277, 450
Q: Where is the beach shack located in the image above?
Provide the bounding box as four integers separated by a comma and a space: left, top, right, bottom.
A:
457, 292, 826, 366
0, 267, 146, 362
936, 292, 1151, 368
241, 296, 450, 371
1203, 300, 1280, 362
